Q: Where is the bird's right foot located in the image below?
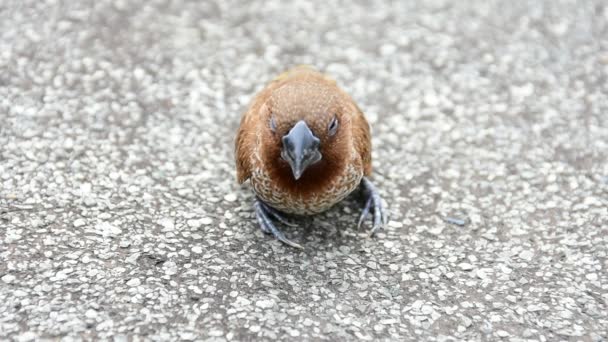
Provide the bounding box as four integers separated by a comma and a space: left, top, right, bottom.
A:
254, 198, 303, 249
357, 177, 387, 237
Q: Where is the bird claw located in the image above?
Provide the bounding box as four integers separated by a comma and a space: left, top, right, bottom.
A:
358, 177, 386, 236
254, 199, 303, 249
263, 203, 299, 227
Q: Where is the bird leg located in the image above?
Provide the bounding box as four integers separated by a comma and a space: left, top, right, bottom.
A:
357, 177, 386, 236
254, 198, 303, 249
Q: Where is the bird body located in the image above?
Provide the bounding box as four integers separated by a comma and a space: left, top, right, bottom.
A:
235, 66, 384, 247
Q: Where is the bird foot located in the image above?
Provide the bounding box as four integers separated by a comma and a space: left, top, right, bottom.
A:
254, 199, 303, 249
357, 177, 386, 236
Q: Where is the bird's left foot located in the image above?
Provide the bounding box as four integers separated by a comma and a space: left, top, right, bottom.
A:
254, 198, 303, 249
358, 177, 386, 236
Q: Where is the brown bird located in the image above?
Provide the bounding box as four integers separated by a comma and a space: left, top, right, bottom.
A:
235, 66, 385, 248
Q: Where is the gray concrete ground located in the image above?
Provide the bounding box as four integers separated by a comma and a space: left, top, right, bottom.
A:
1, 0, 607, 340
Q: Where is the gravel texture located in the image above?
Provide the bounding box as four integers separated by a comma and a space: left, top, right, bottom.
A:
1, 0, 607, 340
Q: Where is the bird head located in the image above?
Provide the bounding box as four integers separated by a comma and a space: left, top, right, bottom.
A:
261, 82, 352, 183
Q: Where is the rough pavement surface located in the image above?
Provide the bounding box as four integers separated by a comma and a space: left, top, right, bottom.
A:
1, 0, 607, 340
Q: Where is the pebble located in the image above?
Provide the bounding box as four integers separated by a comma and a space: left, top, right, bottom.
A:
95, 221, 122, 236
73, 218, 86, 227
256, 299, 275, 309
388, 220, 403, 228
249, 325, 261, 333
163, 261, 178, 276
458, 263, 474, 271
126, 278, 141, 287
519, 250, 534, 261
199, 217, 213, 225
224, 193, 237, 202
497, 330, 510, 337
16, 332, 37, 342
2, 274, 16, 284
586, 273, 598, 281
158, 218, 175, 231
85, 309, 98, 319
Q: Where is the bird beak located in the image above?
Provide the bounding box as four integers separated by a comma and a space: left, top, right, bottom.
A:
281, 120, 322, 180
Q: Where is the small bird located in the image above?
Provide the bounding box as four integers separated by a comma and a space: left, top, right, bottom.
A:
235, 66, 385, 248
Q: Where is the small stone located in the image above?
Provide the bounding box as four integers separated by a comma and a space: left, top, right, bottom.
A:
496, 330, 509, 337
518, 250, 534, 261
388, 220, 403, 228
187, 219, 201, 228
510, 83, 534, 98
125, 253, 140, 264
224, 193, 237, 202
16, 332, 37, 342
481, 321, 493, 334
424, 91, 439, 107
96, 221, 122, 236
126, 278, 141, 287
458, 263, 474, 271
85, 309, 97, 319
208, 329, 223, 337
73, 218, 86, 227
522, 329, 535, 338
164, 261, 178, 275
14, 289, 28, 297
256, 298, 275, 309
83, 197, 97, 207
249, 325, 261, 333
200, 217, 213, 225
380, 43, 397, 56
158, 217, 175, 231
427, 226, 444, 235
2, 274, 16, 284
112, 335, 128, 342
192, 246, 203, 254
586, 273, 598, 281
237, 296, 251, 306
444, 217, 466, 226
421, 305, 433, 315
476, 268, 492, 280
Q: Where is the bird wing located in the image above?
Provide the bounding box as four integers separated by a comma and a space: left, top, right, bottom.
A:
351, 102, 373, 176
235, 96, 266, 184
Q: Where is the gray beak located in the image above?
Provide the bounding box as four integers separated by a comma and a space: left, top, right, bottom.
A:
281, 120, 322, 180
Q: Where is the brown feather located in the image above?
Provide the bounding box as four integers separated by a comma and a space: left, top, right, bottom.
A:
350, 103, 372, 176
234, 66, 372, 214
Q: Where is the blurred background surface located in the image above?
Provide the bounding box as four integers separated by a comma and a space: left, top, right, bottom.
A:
1, 0, 607, 340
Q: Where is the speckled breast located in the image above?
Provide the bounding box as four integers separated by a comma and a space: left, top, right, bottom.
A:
249, 149, 363, 216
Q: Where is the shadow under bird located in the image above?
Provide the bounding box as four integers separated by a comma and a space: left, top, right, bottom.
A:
235, 66, 386, 248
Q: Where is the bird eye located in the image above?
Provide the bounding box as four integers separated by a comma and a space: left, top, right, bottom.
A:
328, 116, 339, 136
269, 116, 277, 132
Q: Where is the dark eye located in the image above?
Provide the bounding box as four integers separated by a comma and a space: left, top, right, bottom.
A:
269, 116, 277, 132
328, 116, 339, 136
